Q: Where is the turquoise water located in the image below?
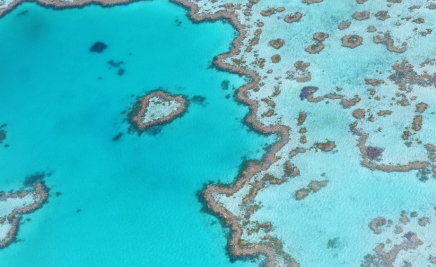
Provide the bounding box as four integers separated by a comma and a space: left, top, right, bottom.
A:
0, 1, 271, 266
255, 125, 436, 266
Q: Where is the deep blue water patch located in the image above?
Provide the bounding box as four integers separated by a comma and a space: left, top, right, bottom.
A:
90, 41, 107, 53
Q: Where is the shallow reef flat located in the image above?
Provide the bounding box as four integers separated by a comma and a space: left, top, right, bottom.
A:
160, 0, 436, 266
0, 182, 48, 248
2, 0, 436, 266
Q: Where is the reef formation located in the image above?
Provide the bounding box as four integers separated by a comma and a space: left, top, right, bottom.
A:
363, 211, 436, 266
0, 183, 48, 248
2, 0, 436, 266
164, 1, 436, 266
130, 90, 187, 130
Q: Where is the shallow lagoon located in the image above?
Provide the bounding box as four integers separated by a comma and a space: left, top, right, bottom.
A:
0, 1, 271, 266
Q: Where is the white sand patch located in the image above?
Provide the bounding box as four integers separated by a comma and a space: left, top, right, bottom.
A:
0, 0, 14, 9
142, 96, 181, 124
0, 194, 35, 218
0, 222, 12, 241
0, 193, 36, 241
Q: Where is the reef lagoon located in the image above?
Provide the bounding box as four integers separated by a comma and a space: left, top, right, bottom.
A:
0, 1, 271, 266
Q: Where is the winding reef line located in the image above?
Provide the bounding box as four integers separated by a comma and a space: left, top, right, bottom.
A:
171, 0, 293, 266
358, 134, 429, 172
0, 183, 49, 248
